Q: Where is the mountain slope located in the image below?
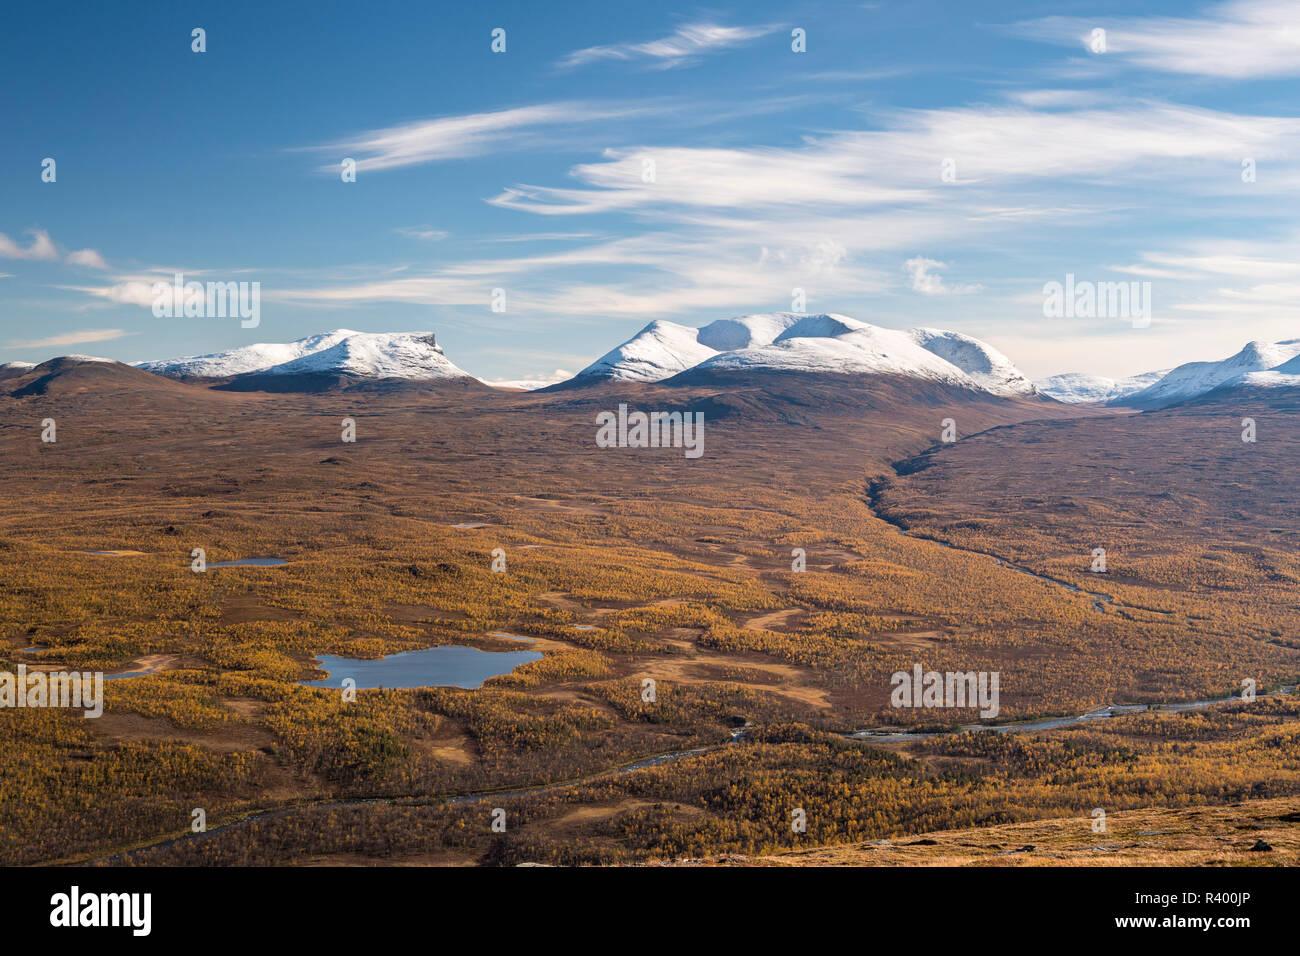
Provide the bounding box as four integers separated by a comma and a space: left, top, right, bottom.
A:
908, 328, 1036, 397
0, 361, 37, 383
1236, 350, 1300, 389
2, 355, 222, 402
565, 320, 720, 385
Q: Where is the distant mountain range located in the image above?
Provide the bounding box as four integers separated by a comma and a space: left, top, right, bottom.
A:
1039, 339, 1300, 407
7, 318, 1300, 409
1035, 370, 1170, 404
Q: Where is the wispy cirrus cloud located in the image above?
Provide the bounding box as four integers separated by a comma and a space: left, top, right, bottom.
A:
121, 95, 1300, 332
8, 328, 131, 350
72, 90, 1300, 380
302, 102, 658, 174
395, 226, 448, 242
558, 21, 780, 70
1011, 0, 1300, 79
71, 279, 159, 308
489, 100, 1300, 219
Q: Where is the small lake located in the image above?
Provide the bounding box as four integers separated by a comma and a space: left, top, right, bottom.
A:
849, 694, 1273, 742
210, 557, 287, 568
301, 644, 542, 690
488, 632, 536, 643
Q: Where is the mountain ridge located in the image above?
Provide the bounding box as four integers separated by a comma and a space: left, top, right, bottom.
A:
557, 312, 1039, 398
134, 329, 473, 385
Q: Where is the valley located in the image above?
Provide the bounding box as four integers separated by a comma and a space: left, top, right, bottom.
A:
2, 345, 1298, 866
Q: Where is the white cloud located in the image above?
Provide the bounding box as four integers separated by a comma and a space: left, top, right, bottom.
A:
0, 229, 59, 261
395, 226, 449, 242
558, 22, 779, 70
66, 248, 110, 269
1012, 0, 1300, 78
905, 257, 982, 295
489, 101, 1300, 218
0, 229, 109, 269
75, 280, 159, 308
474, 232, 600, 243
8, 328, 131, 349
162, 97, 1299, 328
1002, 89, 1107, 109
304, 102, 654, 174
65, 91, 1300, 379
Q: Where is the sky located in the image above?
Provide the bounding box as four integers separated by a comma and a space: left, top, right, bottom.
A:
2, 0, 1299, 383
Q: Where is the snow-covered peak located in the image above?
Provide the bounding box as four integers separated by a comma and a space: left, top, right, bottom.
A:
1126, 339, 1300, 406
1036, 370, 1169, 404
695, 315, 975, 384
570, 311, 1037, 397
695, 312, 803, 351
772, 312, 868, 342
908, 328, 1036, 397
1239, 347, 1300, 385
135, 330, 470, 381
570, 320, 720, 384
268, 332, 459, 379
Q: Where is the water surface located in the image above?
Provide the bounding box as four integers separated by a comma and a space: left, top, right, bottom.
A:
302, 644, 541, 689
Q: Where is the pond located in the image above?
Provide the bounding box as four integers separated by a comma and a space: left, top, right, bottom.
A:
210, 557, 287, 567
301, 644, 542, 690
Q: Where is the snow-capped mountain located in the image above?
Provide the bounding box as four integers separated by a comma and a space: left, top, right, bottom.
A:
2, 355, 200, 400
478, 372, 574, 390
565, 312, 1037, 397
1240, 351, 1300, 389
572, 319, 723, 383
1123, 339, 1300, 407
135, 330, 472, 382
1036, 369, 1169, 404
695, 313, 804, 351
908, 328, 1035, 397
0, 361, 37, 380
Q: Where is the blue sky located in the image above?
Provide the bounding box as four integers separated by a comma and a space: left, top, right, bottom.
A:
3, 0, 1299, 382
